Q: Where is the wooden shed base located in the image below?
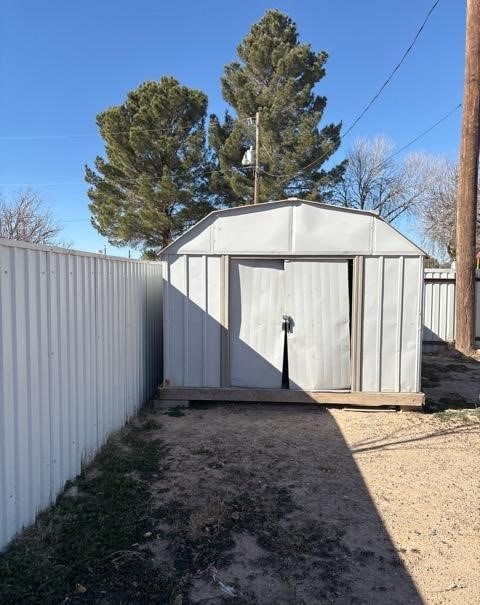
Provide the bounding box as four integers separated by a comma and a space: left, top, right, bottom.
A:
156, 388, 424, 411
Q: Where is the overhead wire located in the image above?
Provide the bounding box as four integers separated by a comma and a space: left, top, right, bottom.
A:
260, 0, 443, 180
0, 167, 218, 187
387, 103, 461, 159
279, 102, 462, 193
0, 1, 450, 188
0, 126, 195, 141
260, 101, 461, 183
341, 0, 441, 139
0, 116, 256, 142
0, 103, 461, 188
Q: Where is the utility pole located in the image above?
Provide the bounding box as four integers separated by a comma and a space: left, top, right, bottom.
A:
455, 0, 480, 353
253, 111, 260, 204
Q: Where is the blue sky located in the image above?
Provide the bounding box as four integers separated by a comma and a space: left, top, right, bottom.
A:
0, 0, 465, 257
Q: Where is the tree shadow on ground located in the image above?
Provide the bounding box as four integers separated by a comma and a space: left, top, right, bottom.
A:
422, 351, 480, 412
146, 403, 424, 605
0, 403, 428, 604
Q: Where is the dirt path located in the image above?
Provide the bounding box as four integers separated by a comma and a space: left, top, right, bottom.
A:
147, 404, 480, 604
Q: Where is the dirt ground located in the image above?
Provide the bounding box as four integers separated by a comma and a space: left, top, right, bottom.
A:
147, 383, 480, 605
3, 353, 479, 605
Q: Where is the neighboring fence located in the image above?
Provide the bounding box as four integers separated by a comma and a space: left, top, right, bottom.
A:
0, 238, 162, 550
423, 268, 480, 352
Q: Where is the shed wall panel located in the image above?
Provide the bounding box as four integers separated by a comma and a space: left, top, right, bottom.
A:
0, 239, 162, 551
361, 256, 422, 393
380, 257, 400, 391
163, 255, 223, 387
213, 205, 291, 254
205, 256, 222, 387
361, 257, 382, 391
186, 256, 205, 386
166, 256, 186, 387
292, 204, 372, 254
373, 220, 420, 255
401, 257, 423, 392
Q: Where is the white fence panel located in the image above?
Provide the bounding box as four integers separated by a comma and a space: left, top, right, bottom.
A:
423, 268, 480, 352
0, 239, 162, 550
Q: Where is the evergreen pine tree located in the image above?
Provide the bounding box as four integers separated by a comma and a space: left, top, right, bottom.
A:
210, 10, 345, 205
85, 77, 213, 255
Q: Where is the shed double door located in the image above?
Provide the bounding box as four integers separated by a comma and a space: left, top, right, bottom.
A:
229, 259, 351, 390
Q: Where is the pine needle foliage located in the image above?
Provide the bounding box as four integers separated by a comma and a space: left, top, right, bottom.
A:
209, 10, 346, 205
85, 77, 214, 255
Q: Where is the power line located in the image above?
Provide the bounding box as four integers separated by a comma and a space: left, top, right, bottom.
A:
278, 102, 462, 191
341, 0, 442, 139
0, 103, 461, 187
0, 126, 192, 141
261, 0, 443, 181
0, 105, 461, 188
261, 101, 462, 180
388, 103, 461, 159
0, 169, 217, 187
0, 116, 256, 142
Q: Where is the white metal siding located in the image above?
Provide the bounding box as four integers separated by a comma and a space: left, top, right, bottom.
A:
163, 255, 222, 387
165, 201, 424, 257
229, 259, 285, 388
0, 240, 162, 551
215, 206, 292, 254
286, 260, 351, 390
361, 256, 423, 392
164, 253, 424, 393
292, 204, 372, 254
162, 204, 424, 397
423, 269, 480, 351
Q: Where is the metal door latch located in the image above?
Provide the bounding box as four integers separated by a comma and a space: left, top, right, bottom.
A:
282, 314, 294, 333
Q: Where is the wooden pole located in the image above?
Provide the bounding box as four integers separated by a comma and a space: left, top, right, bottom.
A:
253, 111, 260, 204
455, 0, 480, 353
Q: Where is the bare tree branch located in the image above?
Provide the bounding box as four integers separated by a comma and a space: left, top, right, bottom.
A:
329, 136, 435, 222
416, 157, 480, 260
0, 190, 63, 245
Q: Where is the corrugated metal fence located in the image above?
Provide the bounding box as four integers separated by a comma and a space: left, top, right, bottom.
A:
423, 268, 480, 352
0, 238, 162, 550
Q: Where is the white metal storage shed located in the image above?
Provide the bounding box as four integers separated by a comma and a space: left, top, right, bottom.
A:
159, 199, 425, 408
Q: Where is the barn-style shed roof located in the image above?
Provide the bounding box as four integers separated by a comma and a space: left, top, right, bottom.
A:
162, 198, 424, 256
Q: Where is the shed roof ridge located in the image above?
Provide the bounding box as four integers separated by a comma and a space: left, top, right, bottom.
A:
161, 199, 388, 254
161, 199, 425, 256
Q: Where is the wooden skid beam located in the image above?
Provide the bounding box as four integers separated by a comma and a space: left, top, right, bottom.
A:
156, 387, 424, 409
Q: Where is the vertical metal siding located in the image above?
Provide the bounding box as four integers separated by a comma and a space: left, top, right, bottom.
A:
163, 254, 222, 387
423, 268, 480, 351
361, 256, 423, 393
0, 240, 162, 551
403, 256, 424, 392
423, 269, 455, 352
165, 253, 424, 393
229, 259, 285, 389
286, 260, 351, 390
